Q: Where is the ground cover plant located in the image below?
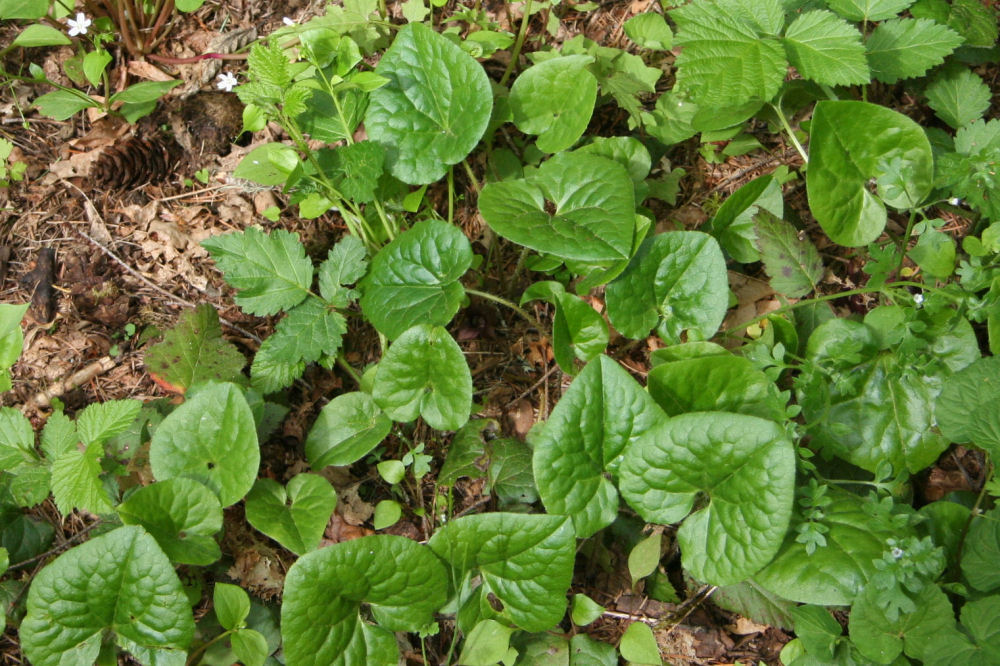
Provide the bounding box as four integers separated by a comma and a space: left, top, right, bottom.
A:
0, 0, 999, 664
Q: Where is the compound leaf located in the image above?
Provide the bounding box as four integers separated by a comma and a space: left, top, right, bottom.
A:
144, 304, 246, 393
510, 55, 598, 153
254, 299, 347, 370
318, 235, 367, 308
866, 18, 963, 84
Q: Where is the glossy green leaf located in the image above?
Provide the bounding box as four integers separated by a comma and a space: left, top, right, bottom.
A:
33, 89, 100, 120
619, 622, 660, 664
628, 533, 662, 586
849, 583, 954, 664
827, 0, 914, 20
937, 357, 1000, 458
571, 594, 605, 627
624, 12, 673, 50
372, 324, 472, 430
576, 137, 651, 183
231, 628, 269, 666
232, 142, 300, 187
144, 304, 246, 393
459, 619, 515, 666
13, 24, 70, 47
707, 174, 783, 264
306, 392, 391, 469
620, 412, 795, 585
755, 212, 824, 298
117, 478, 223, 565
925, 68, 991, 130
20, 526, 194, 666
429, 513, 575, 631
605, 231, 728, 342
510, 55, 597, 153
922, 596, 1000, 665
366, 22, 491, 184
149, 382, 259, 506
214, 582, 251, 631
360, 219, 472, 340
202, 227, 313, 316
246, 473, 336, 555
373, 499, 401, 530
533, 356, 665, 537
865, 18, 962, 84
281, 535, 447, 666
961, 507, 1000, 592
478, 152, 636, 263
782, 10, 869, 86
807, 101, 933, 247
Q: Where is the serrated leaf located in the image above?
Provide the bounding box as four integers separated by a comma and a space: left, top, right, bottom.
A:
259, 299, 346, 369
249, 347, 306, 395
318, 234, 367, 307
366, 22, 492, 184
478, 152, 636, 263
620, 412, 795, 586
372, 325, 471, 431
202, 227, 313, 316
510, 55, 598, 153
0, 406, 36, 468
317, 141, 385, 203
144, 304, 246, 393
306, 392, 391, 469
807, 101, 933, 247
826, 0, 914, 21
926, 68, 991, 130
605, 231, 728, 342
149, 382, 259, 506
428, 513, 575, 631
281, 535, 447, 666
50, 441, 112, 515
754, 212, 824, 297
76, 399, 142, 447
672, 0, 787, 108
624, 12, 673, 50
359, 220, 472, 340
246, 40, 292, 90
246, 473, 336, 555
707, 174, 783, 264
533, 356, 665, 537
865, 18, 963, 84
117, 478, 223, 566
40, 409, 76, 460
20, 526, 194, 666
783, 10, 869, 86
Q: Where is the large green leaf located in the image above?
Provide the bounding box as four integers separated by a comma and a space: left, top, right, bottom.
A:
849, 583, 955, 664
245, 473, 336, 556
144, 304, 246, 393
428, 513, 575, 631
366, 22, 491, 184
478, 152, 636, 263
201, 227, 314, 316
510, 55, 598, 153
281, 535, 447, 666
605, 231, 728, 342
865, 18, 963, 84
20, 526, 194, 666
306, 391, 392, 469
807, 101, 933, 247
359, 219, 472, 340
117, 478, 223, 566
782, 10, 869, 86
533, 356, 665, 537
149, 382, 259, 506
372, 325, 472, 431
620, 412, 795, 585
936, 356, 1000, 459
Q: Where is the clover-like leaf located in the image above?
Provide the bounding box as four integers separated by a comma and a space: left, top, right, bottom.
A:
510, 55, 597, 153
372, 324, 472, 431
366, 22, 492, 184
20, 526, 194, 666
428, 513, 575, 631
807, 101, 933, 247
620, 412, 795, 586
306, 391, 392, 469
149, 382, 259, 506
360, 219, 472, 340
605, 231, 728, 342
478, 152, 636, 263
281, 535, 447, 666
118, 478, 223, 565
245, 473, 337, 556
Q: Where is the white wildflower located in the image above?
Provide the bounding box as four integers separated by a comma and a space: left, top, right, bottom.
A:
66, 12, 92, 37
891, 547, 904, 559
283, 16, 296, 26
949, 197, 962, 206
216, 72, 239, 92
913, 292, 924, 305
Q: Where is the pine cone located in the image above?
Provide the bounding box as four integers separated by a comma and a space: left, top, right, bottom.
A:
91, 135, 177, 190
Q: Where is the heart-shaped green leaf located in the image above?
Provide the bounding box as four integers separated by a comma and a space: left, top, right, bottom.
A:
305, 391, 392, 469
20, 526, 194, 666
149, 382, 259, 506
118, 478, 223, 565
510, 55, 598, 153
807, 100, 933, 246
245, 473, 337, 556
428, 513, 575, 631
478, 152, 636, 263
620, 412, 795, 585
281, 535, 447, 666
533, 356, 665, 538
372, 324, 472, 430
360, 219, 472, 340
366, 22, 492, 184
707, 174, 783, 264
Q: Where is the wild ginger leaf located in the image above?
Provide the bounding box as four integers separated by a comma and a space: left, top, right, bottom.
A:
245, 473, 337, 556
202, 227, 314, 316
826, 0, 914, 21
925, 68, 991, 130
305, 392, 391, 469
782, 10, 869, 86
510, 55, 598, 154
754, 212, 825, 298
865, 18, 963, 84
144, 304, 246, 393
936, 356, 1000, 459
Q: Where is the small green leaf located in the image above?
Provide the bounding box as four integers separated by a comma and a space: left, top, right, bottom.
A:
359, 220, 472, 340
707, 174, 783, 264
865, 18, 963, 84
486, 438, 537, 505
144, 304, 246, 393
926, 68, 992, 130
82, 49, 111, 88
908, 228, 956, 279
782, 10, 869, 86
754, 212, 824, 297
306, 392, 391, 469
619, 622, 661, 665
231, 628, 269, 666
510, 55, 598, 153
149, 382, 259, 506
826, 0, 915, 21
233, 142, 300, 186
20, 526, 194, 666
0, 0, 49, 19
109, 80, 181, 104
13, 24, 70, 47
570, 634, 618, 665
378, 460, 406, 485
33, 89, 99, 120
245, 473, 337, 555
628, 533, 662, 586
214, 583, 251, 631
372, 324, 472, 431
373, 499, 401, 530
571, 594, 605, 627
624, 12, 673, 50
366, 22, 492, 184
459, 619, 515, 666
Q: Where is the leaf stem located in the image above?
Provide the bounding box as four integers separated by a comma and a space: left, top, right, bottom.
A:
185, 629, 233, 666
335, 353, 363, 386
955, 458, 993, 567
461, 158, 481, 194
465, 287, 537, 325
447, 165, 455, 226
769, 102, 809, 165
500, 0, 533, 87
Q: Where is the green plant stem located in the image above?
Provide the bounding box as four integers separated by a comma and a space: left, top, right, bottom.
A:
185, 630, 232, 666
461, 158, 481, 194
447, 166, 455, 225
465, 288, 537, 325
955, 458, 993, 566
895, 210, 918, 277
336, 353, 363, 386
769, 102, 809, 164
500, 0, 533, 87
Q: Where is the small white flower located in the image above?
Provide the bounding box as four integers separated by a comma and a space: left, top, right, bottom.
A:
282, 16, 296, 26
949, 197, 962, 206
216, 71, 239, 92
66, 12, 92, 37
914, 292, 924, 305
891, 547, 905, 559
